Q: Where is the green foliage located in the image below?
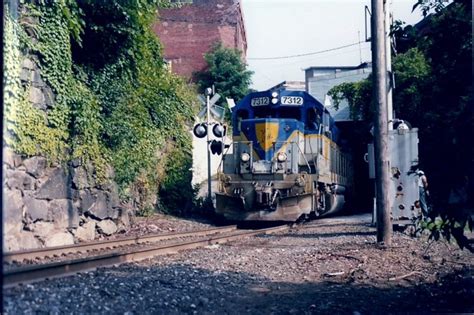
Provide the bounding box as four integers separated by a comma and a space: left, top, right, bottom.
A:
5, 87, 69, 161
4, 5, 70, 163
72, 0, 171, 68
329, 1, 472, 250
412, 0, 447, 16
418, 214, 473, 252
327, 77, 373, 121
4, 11, 22, 110
328, 48, 430, 123
196, 42, 253, 115
32, 2, 107, 180
6, 0, 197, 214
72, 0, 197, 212
137, 205, 156, 217
391, 48, 431, 122
159, 145, 193, 213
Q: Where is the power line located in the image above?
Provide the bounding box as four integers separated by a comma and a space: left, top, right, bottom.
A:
248, 41, 367, 61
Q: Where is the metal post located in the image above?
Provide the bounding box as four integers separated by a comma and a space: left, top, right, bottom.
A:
385, 0, 394, 130
206, 93, 212, 203
371, 0, 392, 245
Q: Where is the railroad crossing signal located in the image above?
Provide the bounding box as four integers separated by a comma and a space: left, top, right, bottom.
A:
197, 93, 225, 121
192, 122, 226, 139
194, 89, 228, 202
209, 140, 230, 155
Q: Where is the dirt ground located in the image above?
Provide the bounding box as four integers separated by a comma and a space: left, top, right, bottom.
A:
4, 213, 474, 314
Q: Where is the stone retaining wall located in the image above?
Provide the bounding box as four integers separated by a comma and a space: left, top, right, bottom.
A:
3, 147, 132, 251
3, 55, 131, 252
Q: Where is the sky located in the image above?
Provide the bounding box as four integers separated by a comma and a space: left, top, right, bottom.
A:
241, 0, 425, 91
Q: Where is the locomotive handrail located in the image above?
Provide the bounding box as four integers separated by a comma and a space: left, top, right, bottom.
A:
272, 141, 311, 173
217, 139, 235, 173
295, 142, 311, 171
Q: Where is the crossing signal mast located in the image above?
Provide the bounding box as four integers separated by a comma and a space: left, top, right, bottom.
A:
192, 87, 228, 202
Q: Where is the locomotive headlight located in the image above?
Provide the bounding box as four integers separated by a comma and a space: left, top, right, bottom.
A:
277, 152, 287, 162
271, 91, 279, 104
241, 152, 250, 162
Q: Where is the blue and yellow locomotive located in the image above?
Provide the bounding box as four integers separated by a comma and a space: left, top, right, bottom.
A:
216, 89, 353, 221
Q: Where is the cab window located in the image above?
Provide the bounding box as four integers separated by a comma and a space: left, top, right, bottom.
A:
306, 108, 321, 130
278, 108, 301, 120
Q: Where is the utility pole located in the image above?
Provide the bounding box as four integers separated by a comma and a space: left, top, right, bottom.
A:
371, 0, 392, 245
385, 0, 394, 130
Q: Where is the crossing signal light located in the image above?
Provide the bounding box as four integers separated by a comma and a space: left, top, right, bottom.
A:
210, 140, 230, 155
212, 123, 226, 138
193, 123, 207, 138
210, 140, 222, 155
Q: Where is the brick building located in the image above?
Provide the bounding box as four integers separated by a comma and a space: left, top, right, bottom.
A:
153, 0, 247, 80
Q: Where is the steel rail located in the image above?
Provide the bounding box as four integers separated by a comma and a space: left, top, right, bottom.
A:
3, 225, 289, 288
4, 225, 237, 263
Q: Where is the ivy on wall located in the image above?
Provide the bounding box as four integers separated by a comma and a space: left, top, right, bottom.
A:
4, 0, 197, 214
4, 7, 69, 163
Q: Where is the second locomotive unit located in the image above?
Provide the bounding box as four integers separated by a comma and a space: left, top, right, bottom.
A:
215, 89, 353, 221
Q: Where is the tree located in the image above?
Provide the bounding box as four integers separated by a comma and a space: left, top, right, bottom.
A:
328, 0, 473, 251
195, 42, 253, 112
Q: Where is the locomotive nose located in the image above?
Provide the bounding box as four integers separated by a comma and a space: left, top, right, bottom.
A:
255, 120, 279, 152
241, 118, 302, 161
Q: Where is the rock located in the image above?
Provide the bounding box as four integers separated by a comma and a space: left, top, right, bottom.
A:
24, 197, 49, 221
18, 232, 42, 250
118, 208, 131, 227
4, 232, 42, 252
71, 166, 89, 189
3, 234, 20, 252
3, 189, 24, 234
31, 70, 44, 87
97, 219, 118, 236
70, 158, 82, 168
20, 68, 31, 82
108, 183, 120, 207
43, 86, 55, 107
3, 147, 22, 168
105, 165, 115, 179
23, 173, 35, 190
6, 170, 35, 190
29, 86, 45, 106
23, 156, 47, 178
108, 207, 119, 219
37, 167, 72, 200
44, 232, 74, 247
87, 191, 109, 220
22, 57, 35, 70
116, 209, 131, 233
28, 221, 56, 239
49, 199, 79, 228
79, 190, 96, 213
73, 221, 96, 242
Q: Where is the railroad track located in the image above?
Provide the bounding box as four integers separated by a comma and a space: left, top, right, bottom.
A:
3, 225, 290, 288
4, 225, 238, 264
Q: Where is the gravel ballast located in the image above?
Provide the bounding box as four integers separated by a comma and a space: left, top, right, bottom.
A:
3, 213, 473, 314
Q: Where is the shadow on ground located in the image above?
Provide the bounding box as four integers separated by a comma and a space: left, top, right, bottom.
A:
3, 261, 473, 314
